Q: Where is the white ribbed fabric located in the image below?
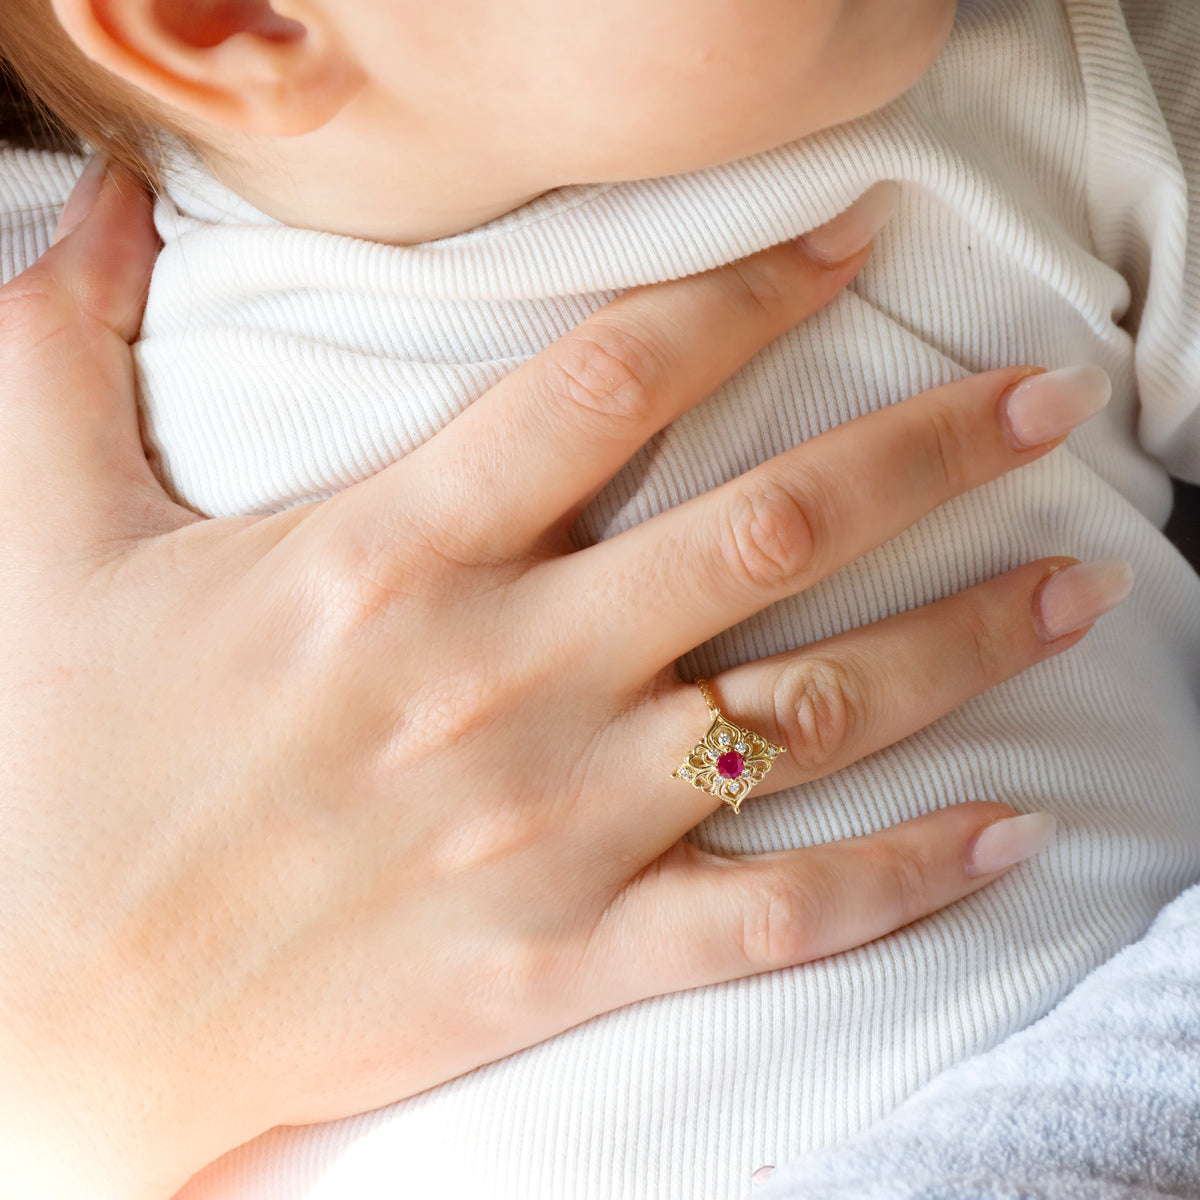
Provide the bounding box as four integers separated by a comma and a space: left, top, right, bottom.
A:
2, 2, 1199, 1199
0, 146, 78, 281
756, 880, 1200, 1198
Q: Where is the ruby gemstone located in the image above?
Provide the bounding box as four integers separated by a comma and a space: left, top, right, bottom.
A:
716, 750, 745, 780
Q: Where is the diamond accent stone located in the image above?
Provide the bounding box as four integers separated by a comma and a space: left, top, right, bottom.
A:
718, 731, 732, 746
735, 741, 748, 754
678, 767, 693, 780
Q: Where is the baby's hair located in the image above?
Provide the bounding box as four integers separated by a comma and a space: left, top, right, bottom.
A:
0, 0, 185, 185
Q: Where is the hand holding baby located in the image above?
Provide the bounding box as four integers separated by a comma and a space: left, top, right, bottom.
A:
0, 166, 1112, 1198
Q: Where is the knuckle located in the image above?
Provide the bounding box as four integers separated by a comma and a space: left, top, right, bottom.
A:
288, 540, 434, 673
772, 656, 863, 772
739, 872, 822, 971
925, 405, 973, 495
320, 537, 414, 629
426, 760, 558, 875
429, 931, 551, 1044
546, 325, 664, 435
306, 509, 467, 634
403, 667, 500, 746
880, 844, 936, 929
954, 598, 1004, 680
725, 257, 793, 324
720, 483, 817, 590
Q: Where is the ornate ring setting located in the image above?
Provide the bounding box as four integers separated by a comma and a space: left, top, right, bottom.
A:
672, 679, 785, 814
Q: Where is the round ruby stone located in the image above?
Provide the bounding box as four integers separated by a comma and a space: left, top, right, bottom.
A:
716, 750, 745, 780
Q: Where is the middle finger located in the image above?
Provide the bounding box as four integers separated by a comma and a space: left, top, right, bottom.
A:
568, 364, 1112, 685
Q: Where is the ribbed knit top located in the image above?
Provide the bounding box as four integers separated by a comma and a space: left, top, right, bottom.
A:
2, 1, 1198, 1198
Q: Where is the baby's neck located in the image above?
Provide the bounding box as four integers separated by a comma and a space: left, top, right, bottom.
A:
204, 129, 549, 245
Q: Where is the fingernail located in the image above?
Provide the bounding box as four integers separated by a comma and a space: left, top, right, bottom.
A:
52, 155, 108, 245
798, 181, 900, 267
965, 812, 1057, 877
1035, 558, 1134, 641
1001, 365, 1112, 449
751, 1166, 777, 1190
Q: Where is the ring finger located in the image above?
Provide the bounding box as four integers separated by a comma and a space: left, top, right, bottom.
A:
599, 555, 1132, 847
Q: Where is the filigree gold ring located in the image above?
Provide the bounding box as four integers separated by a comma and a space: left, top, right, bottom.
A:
672, 678, 785, 814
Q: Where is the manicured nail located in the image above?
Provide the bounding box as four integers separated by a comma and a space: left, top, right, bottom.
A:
751, 1166, 777, 1190
52, 155, 108, 245
798, 181, 900, 267
965, 812, 1057, 877
1001, 365, 1112, 449
1035, 558, 1134, 641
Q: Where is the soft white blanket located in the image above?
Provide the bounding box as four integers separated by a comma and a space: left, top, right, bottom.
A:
757, 881, 1200, 1198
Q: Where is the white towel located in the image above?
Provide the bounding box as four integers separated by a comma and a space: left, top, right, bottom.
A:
756, 881, 1200, 1199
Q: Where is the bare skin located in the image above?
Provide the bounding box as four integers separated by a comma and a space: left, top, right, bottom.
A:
49, 0, 958, 241
0, 166, 1108, 1199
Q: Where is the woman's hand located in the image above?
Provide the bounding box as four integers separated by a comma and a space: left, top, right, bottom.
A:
0, 166, 1121, 1200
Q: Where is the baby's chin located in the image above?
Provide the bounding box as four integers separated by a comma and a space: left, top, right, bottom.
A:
822, 0, 959, 124
592, 0, 958, 186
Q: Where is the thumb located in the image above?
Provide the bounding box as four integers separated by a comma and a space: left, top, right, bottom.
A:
0, 157, 178, 547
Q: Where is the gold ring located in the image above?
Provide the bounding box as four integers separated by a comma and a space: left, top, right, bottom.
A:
672, 678, 786, 814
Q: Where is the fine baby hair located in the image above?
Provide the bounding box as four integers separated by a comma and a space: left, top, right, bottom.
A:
0, 0, 184, 182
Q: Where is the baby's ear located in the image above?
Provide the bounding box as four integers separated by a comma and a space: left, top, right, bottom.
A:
49, 0, 364, 135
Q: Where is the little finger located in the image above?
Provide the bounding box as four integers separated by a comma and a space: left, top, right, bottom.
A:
585, 801, 1057, 1008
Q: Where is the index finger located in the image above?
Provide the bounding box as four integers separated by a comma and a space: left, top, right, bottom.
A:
341, 185, 900, 560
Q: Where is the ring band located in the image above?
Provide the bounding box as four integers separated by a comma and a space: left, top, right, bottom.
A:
672, 678, 786, 814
